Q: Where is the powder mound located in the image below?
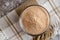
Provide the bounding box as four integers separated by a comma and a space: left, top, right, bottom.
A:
20, 6, 49, 35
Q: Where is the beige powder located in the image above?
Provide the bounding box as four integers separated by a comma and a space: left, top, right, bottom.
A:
20, 6, 49, 35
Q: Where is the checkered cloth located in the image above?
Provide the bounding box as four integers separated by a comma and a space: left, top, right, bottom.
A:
0, 0, 60, 40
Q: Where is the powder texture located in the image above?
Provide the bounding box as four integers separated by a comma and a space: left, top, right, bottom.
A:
20, 6, 49, 35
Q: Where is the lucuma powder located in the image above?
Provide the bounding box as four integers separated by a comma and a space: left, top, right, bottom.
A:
20, 6, 49, 35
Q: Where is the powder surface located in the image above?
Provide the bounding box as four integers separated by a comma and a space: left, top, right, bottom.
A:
20, 6, 49, 35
